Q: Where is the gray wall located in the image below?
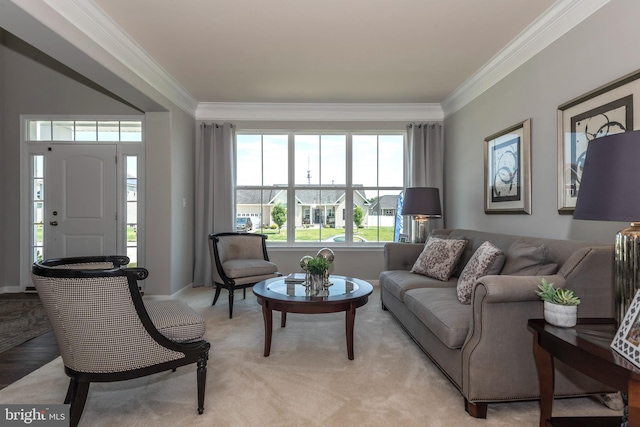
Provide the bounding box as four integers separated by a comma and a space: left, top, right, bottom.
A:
170, 111, 196, 294
144, 110, 196, 295
0, 31, 141, 289
0, 29, 196, 295
443, 0, 640, 244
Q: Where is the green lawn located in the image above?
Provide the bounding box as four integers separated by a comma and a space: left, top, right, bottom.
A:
260, 226, 394, 242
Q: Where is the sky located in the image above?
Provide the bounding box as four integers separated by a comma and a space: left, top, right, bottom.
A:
236, 133, 404, 196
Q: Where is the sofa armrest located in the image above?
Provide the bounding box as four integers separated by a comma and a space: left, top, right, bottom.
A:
473, 274, 564, 303
383, 243, 424, 271
460, 274, 565, 402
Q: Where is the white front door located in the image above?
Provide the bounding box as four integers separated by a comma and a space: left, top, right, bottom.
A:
45, 144, 117, 258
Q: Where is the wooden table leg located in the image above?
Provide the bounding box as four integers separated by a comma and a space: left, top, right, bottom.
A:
261, 300, 272, 357
628, 379, 640, 427
345, 303, 356, 360
281, 311, 287, 328
532, 329, 554, 427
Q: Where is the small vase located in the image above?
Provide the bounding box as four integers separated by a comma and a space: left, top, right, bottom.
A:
309, 273, 325, 291
544, 301, 577, 328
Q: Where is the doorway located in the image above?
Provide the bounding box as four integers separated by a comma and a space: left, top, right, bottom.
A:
22, 117, 144, 291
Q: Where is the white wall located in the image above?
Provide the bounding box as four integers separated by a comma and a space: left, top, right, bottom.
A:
443, 0, 640, 244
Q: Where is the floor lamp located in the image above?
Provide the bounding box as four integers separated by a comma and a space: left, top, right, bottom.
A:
573, 130, 640, 326
400, 187, 442, 243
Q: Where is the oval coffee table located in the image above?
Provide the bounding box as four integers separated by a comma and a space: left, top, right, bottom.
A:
252, 275, 373, 360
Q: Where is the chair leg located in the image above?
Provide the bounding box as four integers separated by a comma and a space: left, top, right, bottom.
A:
228, 289, 235, 318
212, 286, 222, 306
64, 379, 77, 404
66, 379, 90, 427
243, 288, 246, 299
197, 351, 209, 414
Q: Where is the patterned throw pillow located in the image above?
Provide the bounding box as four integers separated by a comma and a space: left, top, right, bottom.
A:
456, 241, 505, 304
410, 236, 467, 281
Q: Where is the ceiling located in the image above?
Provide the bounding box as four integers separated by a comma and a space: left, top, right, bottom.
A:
91, 0, 557, 105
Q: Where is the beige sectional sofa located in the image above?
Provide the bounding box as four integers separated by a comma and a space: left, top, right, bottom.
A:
379, 228, 615, 418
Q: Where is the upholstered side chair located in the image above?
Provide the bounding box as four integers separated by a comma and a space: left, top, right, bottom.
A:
209, 232, 280, 318
32, 256, 210, 427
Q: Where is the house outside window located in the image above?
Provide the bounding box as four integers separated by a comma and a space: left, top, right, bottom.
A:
236, 131, 404, 245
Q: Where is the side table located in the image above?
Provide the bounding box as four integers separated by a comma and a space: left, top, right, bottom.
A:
529, 318, 640, 427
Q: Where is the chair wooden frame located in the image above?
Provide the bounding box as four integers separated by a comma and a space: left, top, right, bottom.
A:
32, 256, 210, 427
209, 232, 278, 318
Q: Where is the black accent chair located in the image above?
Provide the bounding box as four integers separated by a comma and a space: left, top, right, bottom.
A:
31, 256, 210, 427
208, 232, 280, 318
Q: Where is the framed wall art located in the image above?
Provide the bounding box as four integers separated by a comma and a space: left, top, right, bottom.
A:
611, 289, 640, 369
557, 69, 640, 213
483, 118, 531, 214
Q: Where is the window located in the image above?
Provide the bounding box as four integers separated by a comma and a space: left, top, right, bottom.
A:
125, 156, 138, 267
27, 120, 142, 142
32, 155, 44, 262
236, 131, 404, 244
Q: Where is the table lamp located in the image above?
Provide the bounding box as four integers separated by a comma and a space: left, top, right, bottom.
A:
573, 129, 640, 326
400, 187, 442, 243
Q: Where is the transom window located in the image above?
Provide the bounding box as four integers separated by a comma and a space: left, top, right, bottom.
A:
27, 120, 142, 142
236, 132, 404, 244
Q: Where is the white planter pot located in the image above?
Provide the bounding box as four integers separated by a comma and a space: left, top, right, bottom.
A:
544, 301, 577, 328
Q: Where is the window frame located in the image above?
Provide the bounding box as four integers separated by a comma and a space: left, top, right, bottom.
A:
235, 129, 405, 247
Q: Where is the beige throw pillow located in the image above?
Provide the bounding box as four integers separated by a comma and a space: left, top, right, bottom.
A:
456, 241, 505, 304
501, 242, 558, 276
411, 236, 467, 281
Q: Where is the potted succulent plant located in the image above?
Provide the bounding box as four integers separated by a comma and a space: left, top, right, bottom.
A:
536, 278, 581, 327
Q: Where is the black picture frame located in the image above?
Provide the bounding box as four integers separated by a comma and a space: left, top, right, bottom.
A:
557, 69, 640, 213
483, 119, 531, 214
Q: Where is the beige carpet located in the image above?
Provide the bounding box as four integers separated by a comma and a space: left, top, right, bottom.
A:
0, 284, 619, 426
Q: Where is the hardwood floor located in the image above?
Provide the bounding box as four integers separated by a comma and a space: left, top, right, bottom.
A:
0, 293, 60, 390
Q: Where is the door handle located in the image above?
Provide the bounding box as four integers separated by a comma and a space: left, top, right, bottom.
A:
50, 221, 58, 226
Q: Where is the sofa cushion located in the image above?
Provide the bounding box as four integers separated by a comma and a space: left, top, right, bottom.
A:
410, 236, 467, 281
404, 287, 472, 349
145, 300, 206, 343
222, 259, 278, 278
456, 241, 505, 304
501, 241, 558, 276
380, 270, 456, 301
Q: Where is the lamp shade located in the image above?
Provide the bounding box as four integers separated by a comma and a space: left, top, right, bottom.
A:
573, 130, 640, 221
400, 187, 442, 217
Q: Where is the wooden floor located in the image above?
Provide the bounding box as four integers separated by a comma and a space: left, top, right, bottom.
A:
0, 293, 60, 390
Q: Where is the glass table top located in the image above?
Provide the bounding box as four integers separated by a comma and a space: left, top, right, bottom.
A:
266, 277, 360, 298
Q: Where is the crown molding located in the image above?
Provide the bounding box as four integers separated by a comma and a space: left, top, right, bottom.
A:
196, 102, 443, 122
441, 0, 611, 118
36, 0, 199, 116
14, 0, 609, 121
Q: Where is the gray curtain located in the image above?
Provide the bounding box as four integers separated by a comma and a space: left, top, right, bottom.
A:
193, 122, 236, 287
406, 122, 444, 231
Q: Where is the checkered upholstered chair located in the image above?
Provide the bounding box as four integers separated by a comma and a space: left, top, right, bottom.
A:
31, 256, 210, 427
209, 232, 280, 318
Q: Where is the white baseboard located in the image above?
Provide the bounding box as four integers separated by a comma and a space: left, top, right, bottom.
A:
1, 286, 26, 294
